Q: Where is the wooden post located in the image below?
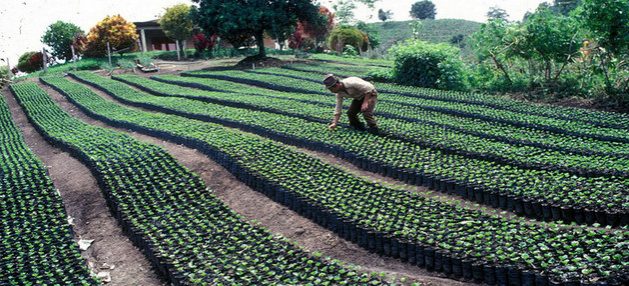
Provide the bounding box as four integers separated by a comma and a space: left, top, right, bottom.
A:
42, 47, 48, 71
70, 45, 77, 71
6, 58, 12, 77
107, 42, 112, 67
176, 40, 181, 61
140, 29, 147, 53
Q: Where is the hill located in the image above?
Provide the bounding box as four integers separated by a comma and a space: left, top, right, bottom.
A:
368, 18, 482, 53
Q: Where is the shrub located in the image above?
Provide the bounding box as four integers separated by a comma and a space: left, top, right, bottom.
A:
0, 66, 10, 88
389, 39, 468, 90
342, 45, 359, 57
365, 68, 393, 82
84, 15, 138, 57
17, 51, 45, 73
327, 26, 367, 54
41, 21, 84, 61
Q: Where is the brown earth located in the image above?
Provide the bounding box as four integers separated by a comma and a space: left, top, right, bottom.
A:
39, 77, 476, 286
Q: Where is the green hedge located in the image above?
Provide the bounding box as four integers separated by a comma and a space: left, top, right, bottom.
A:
389, 40, 468, 91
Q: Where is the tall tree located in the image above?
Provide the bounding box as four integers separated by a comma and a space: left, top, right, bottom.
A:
553, 0, 581, 15
486, 6, 509, 21
159, 4, 194, 56
577, 0, 629, 93
192, 0, 320, 58
302, 6, 335, 49
410, 0, 436, 20
41, 21, 84, 61
577, 0, 628, 56
469, 19, 515, 85
524, 7, 581, 82
378, 9, 392, 22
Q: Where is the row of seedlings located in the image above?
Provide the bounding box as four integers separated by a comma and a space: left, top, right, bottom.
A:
0, 92, 97, 285
42, 75, 629, 286
114, 74, 629, 178
10, 81, 387, 286
308, 53, 394, 68
152, 74, 629, 158
183, 69, 629, 143
281, 62, 629, 130
72, 72, 629, 227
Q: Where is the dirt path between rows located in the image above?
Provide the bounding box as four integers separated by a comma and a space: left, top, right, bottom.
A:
2, 85, 166, 286
52, 77, 476, 285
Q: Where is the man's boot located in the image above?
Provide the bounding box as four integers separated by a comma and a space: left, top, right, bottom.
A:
350, 122, 367, 131
367, 125, 380, 135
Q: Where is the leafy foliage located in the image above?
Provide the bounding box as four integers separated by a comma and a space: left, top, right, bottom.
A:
301, 6, 336, 49
356, 21, 380, 49
576, 0, 629, 101
158, 4, 194, 43
41, 21, 84, 61
327, 26, 368, 53
191, 0, 320, 58
389, 39, 468, 90
191, 32, 218, 57
16, 51, 51, 73
0, 66, 10, 87
84, 15, 138, 57
486, 6, 509, 20
378, 9, 392, 22
577, 0, 628, 55
410, 0, 436, 20
553, 0, 581, 15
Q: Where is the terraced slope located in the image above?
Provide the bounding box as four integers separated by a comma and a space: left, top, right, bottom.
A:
42, 75, 629, 286
73, 72, 628, 226
11, 81, 385, 286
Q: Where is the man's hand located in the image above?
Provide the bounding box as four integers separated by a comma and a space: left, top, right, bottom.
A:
360, 102, 369, 113
361, 92, 373, 112
328, 122, 338, 130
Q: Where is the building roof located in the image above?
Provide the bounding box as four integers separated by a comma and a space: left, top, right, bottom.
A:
134, 20, 160, 29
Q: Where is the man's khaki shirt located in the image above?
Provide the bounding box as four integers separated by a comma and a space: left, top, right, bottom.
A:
334, 77, 376, 117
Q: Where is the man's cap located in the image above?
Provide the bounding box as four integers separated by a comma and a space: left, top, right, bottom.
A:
323, 74, 339, 88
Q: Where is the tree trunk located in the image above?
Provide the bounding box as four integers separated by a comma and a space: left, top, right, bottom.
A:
491, 55, 512, 85
255, 30, 266, 58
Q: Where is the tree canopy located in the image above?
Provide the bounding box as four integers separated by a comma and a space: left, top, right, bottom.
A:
159, 4, 194, 43
192, 0, 321, 58
84, 15, 138, 57
378, 9, 392, 22
41, 21, 84, 61
410, 0, 436, 20
486, 6, 509, 21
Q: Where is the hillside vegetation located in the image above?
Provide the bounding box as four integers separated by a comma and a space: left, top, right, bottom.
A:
368, 19, 482, 52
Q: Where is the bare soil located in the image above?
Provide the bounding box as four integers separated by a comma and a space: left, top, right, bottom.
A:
2, 86, 166, 286
50, 78, 476, 285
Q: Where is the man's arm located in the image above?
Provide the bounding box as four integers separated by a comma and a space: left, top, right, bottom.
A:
329, 94, 343, 129
360, 92, 373, 112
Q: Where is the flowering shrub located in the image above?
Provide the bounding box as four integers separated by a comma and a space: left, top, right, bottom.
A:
84, 15, 138, 57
